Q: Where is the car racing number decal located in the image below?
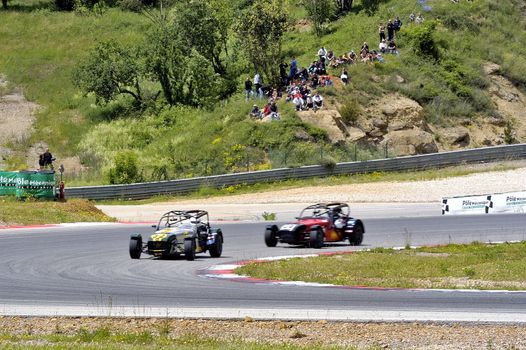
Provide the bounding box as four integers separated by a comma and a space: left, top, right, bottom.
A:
280, 224, 297, 231
151, 233, 168, 241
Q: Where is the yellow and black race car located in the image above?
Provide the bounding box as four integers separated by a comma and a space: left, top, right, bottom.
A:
129, 210, 223, 261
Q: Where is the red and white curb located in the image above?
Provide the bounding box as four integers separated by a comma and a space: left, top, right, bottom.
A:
199, 242, 526, 294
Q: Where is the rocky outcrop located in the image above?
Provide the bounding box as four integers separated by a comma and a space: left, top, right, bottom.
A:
354, 93, 438, 155
380, 129, 438, 155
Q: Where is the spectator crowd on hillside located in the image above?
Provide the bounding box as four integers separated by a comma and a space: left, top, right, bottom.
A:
246, 11, 425, 121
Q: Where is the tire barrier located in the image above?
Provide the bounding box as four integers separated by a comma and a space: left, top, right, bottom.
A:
442, 191, 526, 215
66, 144, 526, 201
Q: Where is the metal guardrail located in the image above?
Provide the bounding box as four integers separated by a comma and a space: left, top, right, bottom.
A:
66, 144, 526, 200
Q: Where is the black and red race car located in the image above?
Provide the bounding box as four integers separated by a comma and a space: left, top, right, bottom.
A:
264, 203, 364, 248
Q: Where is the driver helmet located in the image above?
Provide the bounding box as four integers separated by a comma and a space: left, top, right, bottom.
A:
334, 218, 346, 229
189, 217, 199, 224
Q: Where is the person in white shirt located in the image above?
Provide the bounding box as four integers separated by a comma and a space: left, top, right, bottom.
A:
379, 39, 387, 53
340, 70, 349, 85
317, 47, 327, 62
313, 92, 323, 111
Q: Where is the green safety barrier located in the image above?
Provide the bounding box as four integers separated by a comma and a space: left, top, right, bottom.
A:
0, 171, 56, 199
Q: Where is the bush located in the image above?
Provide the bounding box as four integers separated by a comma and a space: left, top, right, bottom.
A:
55, 0, 74, 10
338, 97, 362, 125
106, 151, 142, 184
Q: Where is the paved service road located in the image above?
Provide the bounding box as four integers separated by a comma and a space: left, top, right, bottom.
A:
0, 214, 525, 321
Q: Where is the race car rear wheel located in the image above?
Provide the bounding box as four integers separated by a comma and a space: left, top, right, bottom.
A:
209, 235, 223, 258
264, 228, 278, 247
184, 239, 196, 261
309, 228, 324, 249
129, 237, 142, 259
349, 225, 364, 246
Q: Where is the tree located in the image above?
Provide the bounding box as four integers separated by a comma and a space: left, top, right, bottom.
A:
234, 0, 288, 85
2, 0, 7, 9
334, 0, 352, 12
74, 41, 144, 107
302, 0, 335, 36
361, 0, 380, 15
143, 23, 221, 108
172, 0, 227, 75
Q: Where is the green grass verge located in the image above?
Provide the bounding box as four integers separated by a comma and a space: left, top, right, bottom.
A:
237, 242, 526, 290
0, 330, 374, 350
0, 198, 115, 225
96, 161, 519, 204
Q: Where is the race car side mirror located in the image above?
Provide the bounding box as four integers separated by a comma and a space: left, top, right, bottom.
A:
151, 225, 157, 228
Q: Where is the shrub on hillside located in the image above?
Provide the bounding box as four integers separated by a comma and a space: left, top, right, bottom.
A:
338, 97, 362, 125
402, 21, 440, 61
106, 151, 143, 184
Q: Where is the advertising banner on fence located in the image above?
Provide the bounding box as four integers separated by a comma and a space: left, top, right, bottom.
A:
0, 171, 17, 196
487, 191, 526, 214
442, 191, 526, 215
0, 171, 55, 199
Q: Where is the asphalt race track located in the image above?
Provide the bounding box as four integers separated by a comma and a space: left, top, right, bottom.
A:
1, 214, 526, 322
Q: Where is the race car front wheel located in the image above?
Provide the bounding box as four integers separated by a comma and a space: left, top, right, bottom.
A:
349, 225, 364, 246
209, 235, 223, 258
309, 228, 324, 249
264, 228, 278, 247
129, 237, 142, 259
184, 239, 196, 261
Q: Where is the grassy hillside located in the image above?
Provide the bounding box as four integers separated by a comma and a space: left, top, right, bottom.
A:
1, 0, 525, 185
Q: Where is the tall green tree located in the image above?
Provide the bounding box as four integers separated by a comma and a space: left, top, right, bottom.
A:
74, 41, 144, 107
334, 0, 352, 12
302, 0, 335, 36
172, 0, 227, 75
2, 0, 7, 9
234, 0, 288, 85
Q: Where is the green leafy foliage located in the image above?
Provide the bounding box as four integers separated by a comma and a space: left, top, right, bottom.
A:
302, 0, 335, 36
74, 41, 144, 107
106, 151, 143, 184
234, 0, 288, 85
338, 96, 362, 125
402, 21, 440, 60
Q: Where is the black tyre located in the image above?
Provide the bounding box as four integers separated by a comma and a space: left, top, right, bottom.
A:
129, 237, 142, 259
309, 228, 324, 249
209, 235, 223, 258
184, 239, 196, 261
349, 225, 364, 246
264, 228, 278, 247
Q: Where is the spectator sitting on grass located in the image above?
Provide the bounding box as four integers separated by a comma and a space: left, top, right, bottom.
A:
250, 104, 262, 119
326, 50, 335, 65
305, 94, 314, 110
415, 13, 424, 24
376, 52, 385, 63
299, 67, 309, 83
313, 92, 324, 111
409, 12, 415, 22
308, 61, 318, 74
321, 75, 333, 87
269, 101, 280, 121
360, 42, 369, 57
388, 40, 399, 55
293, 93, 304, 111
310, 74, 320, 89
262, 102, 271, 117
348, 50, 357, 63
379, 39, 387, 53
340, 69, 349, 85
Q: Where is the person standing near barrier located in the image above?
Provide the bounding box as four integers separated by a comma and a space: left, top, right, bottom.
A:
42, 149, 55, 170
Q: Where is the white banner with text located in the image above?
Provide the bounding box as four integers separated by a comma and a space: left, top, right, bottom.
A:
442, 191, 526, 215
